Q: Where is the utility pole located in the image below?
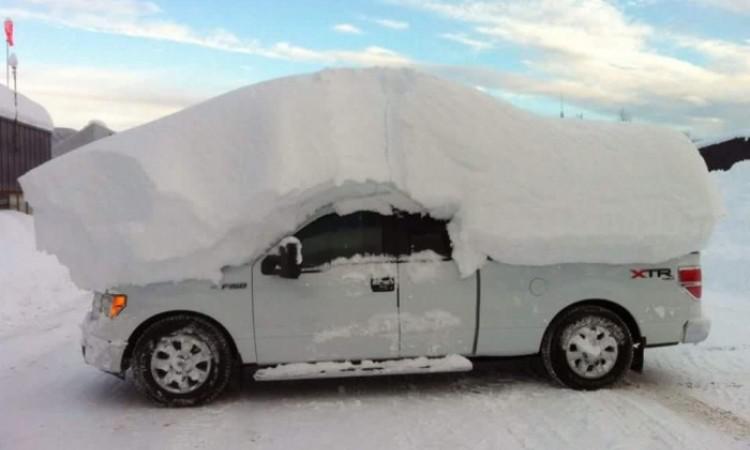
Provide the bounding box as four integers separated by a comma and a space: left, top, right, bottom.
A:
9, 51, 17, 151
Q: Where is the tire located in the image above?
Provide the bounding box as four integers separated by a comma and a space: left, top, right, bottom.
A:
131, 315, 234, 406
541, 305, 633, 390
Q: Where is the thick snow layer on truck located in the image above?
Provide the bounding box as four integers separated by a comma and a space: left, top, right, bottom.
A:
20, 68, 721, 290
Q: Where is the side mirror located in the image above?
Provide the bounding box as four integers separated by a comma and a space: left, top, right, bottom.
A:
260, 255, 280, 275
278, 241, 302, 279
261, 237, 302, 279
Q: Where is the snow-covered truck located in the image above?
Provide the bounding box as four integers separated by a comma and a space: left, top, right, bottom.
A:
20, 68, 721, 406
81, 210, 709, 406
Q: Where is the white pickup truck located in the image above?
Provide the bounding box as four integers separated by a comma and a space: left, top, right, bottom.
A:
82, 208, 709, 406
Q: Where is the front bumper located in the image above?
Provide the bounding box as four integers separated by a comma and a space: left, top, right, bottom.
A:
682, 318, 711, 344
81, 313, 128, 375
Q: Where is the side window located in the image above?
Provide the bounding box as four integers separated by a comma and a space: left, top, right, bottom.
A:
296, 211, 385, 269
395, 213, 452, 259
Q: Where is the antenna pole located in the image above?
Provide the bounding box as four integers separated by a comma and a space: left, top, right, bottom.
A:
559, 95, 565, 118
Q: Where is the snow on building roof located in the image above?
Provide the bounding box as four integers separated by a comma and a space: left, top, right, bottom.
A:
696, 130, 750, 149
0, 84, 53, 131
19, 68, 722, 290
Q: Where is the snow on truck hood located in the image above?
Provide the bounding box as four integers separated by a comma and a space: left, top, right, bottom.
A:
20, 68, 722, 290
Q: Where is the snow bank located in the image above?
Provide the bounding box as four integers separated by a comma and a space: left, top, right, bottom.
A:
20, 68, 722, 290
702, 161, 750, 294
0, 212, 86, 334
0, 84, 53, 131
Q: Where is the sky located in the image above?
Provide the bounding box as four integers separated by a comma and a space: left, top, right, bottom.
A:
0, 0, 748, 138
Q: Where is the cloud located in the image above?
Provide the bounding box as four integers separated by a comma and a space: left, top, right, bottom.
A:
332, 23, 363, 34
22, 0, 161, 16
371, 18, 409, 30
440, 32, 492, 51
670, 33, 750, 72
271, 43, 411, 65
20, 63, 212, 130
398, 0, 750, 137
1, 1, 412, 66
692, 0, 750, 14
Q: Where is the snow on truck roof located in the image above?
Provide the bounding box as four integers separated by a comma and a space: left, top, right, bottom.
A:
20, 68, 722, 290
0, 84, 53, 131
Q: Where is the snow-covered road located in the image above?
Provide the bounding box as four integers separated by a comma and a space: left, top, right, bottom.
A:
1, 287, 749, 450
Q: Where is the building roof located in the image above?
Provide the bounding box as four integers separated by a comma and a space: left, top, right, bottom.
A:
52, 127, 76, 147
0, 84, 53, 131
52, 121, 114, 158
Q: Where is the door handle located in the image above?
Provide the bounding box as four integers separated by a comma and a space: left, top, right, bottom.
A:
370, 276, 396, 292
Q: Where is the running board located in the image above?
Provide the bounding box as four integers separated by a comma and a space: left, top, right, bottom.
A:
253, 355, 473, 381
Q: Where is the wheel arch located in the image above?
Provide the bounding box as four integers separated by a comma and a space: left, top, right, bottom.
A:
541, 298, 642, 353
121, 310, 241, 371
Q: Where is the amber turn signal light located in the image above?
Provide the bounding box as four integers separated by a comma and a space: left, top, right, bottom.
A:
109, 294, 127, 318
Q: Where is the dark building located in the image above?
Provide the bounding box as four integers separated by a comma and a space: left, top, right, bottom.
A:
698, 134, 750, 172
0, 85, 53, 212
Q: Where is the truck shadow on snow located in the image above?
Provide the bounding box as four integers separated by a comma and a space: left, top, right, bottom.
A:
84, 356, 676, 409
80, 357, 548, 408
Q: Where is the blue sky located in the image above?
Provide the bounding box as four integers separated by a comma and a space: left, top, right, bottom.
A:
1, 0, 748, 137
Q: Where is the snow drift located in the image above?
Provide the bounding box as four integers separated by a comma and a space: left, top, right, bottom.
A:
20, 68, 722, 290
702, 161, 750, 294
0, 212, 86, 333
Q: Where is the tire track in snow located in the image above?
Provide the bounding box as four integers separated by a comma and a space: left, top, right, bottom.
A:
645, 343, 750, 423
602, 390, 690, 448
624, 381, 750, 443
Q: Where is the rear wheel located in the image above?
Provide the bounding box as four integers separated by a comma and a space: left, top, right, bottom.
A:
541, 305, 633, 390
131, 315, 234, 406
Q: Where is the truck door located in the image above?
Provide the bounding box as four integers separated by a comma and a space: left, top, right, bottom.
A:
394, 213, 477, 357
252, 211, 399, 364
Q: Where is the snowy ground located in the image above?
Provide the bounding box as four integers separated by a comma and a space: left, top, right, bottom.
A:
2, 164, 749, 449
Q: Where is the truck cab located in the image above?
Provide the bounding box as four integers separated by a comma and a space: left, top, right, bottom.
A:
82, 207, 710, 406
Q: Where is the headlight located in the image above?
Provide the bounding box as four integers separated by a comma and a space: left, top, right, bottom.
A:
99, 293, 128, 318
90, 293, 103, 319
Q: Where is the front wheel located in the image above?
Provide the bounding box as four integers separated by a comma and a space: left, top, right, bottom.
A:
541, 305, 633, 390
131, 315, 234, 406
